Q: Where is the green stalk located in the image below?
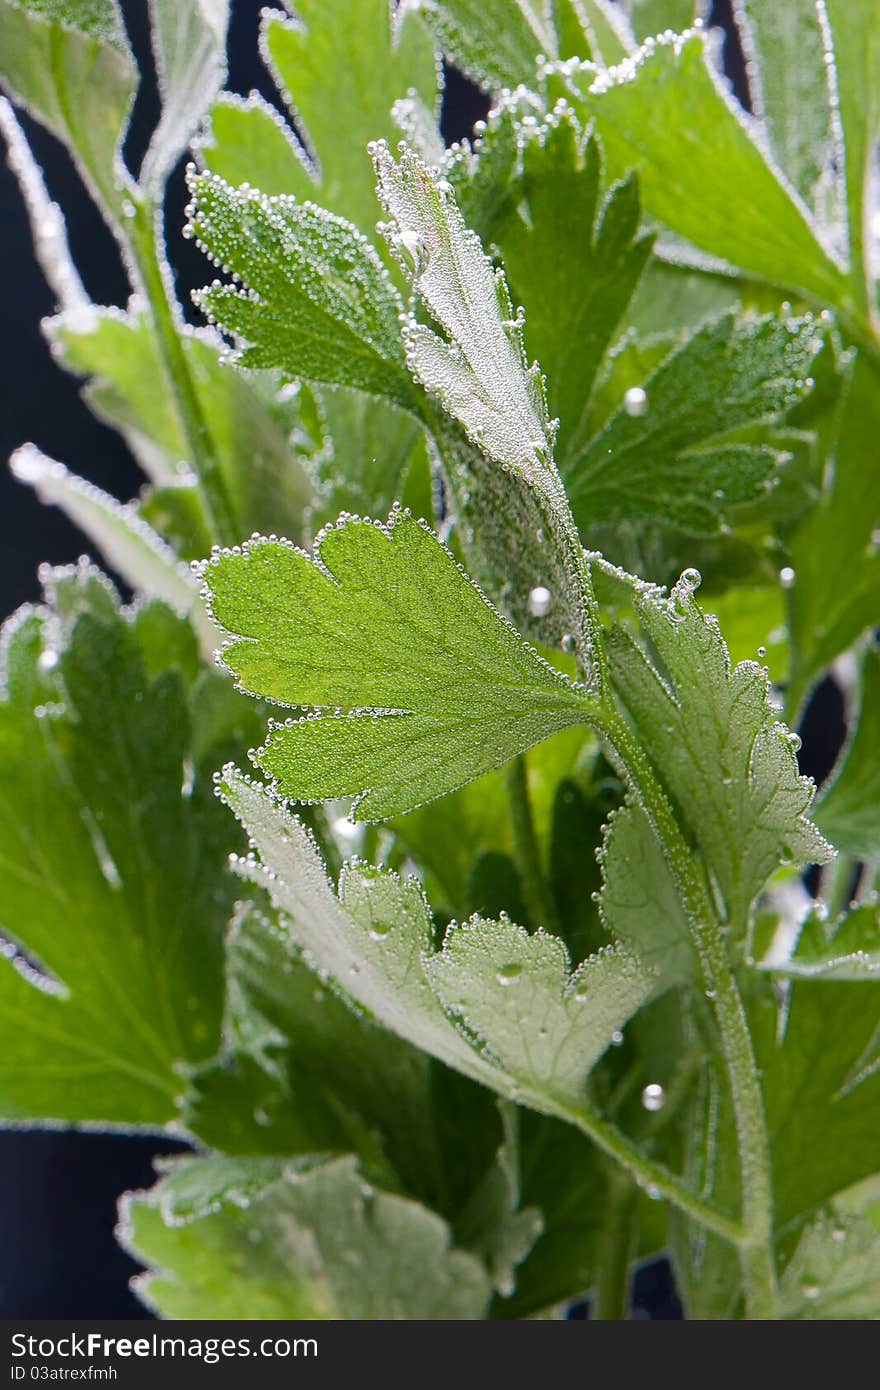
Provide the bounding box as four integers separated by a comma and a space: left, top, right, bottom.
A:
506, 753, 561, 935
593, 1171, 637, 1320
545, 1093, 744, 1245
127, 198, 239, 547
591, 709, 780, 1319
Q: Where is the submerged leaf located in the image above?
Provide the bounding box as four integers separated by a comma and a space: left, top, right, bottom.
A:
141, 0, 230, 193
780, 1177, 880, 1320
203, 509, 592, 819
566, 312, 824, 532
0, 0, 135, 220
188, 172, 418, 409
566, 29, 848, 307
0, 567, 260, 1125
606, 564, 832, 937
123, 1154, 491, 1319
220, 769, 656, 1112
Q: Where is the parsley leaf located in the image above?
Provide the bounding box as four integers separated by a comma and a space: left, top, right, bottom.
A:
203, 510, 591, 819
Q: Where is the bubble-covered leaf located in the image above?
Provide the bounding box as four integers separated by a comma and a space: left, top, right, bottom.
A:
204, 509, 593, 820
141, 0, 230, 194
565, 312, 825, 532
606, 564, 832, 940
122, 1153, 491, 1319
0, 566, 261, 1126
0, 0, 135, 221
189, 172, 418, 410
564, 29, 848, 308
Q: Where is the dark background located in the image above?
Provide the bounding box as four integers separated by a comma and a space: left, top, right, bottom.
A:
0, 0, 836, 1320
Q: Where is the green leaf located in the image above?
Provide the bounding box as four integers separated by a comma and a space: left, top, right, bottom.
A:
373, 141, 556, 477
733, 0, 831, 213
0, 0, 135, 221
188, 172, 418, 410
419, 0, 630, 90
815, 646, 880, 860
756, 901, 880, 983
309, 389, 428, 528
623, 0, 697, 43
453, 1102, 544, 1297
195, 899, 467, 1186
606, 565, 832, 939
780, 1176, 880, 1319
50, 306, 316, 539
373, 143, 595, 662
140, 0, 229, 194
190, 897, 548, 1297
598, 800, 694, 986
259, 0, 438, 233
491, 117, 654, 465
9, 445, 214, 655
756, 980, 880, 1227
219, 770, 657, 1114
431, 418, 589, 656
218, 770, 499, 1091
565, 312, 823, 531
122, 1154, 491, 1319
391, 726, 590, 918
426, 918, 657, 1106
203, 509, 591, 820
0, 95, 93, 321
197, 91, 309, 198
673, 979, 880, 1312
0, 568, 259, 1125
568, 30, 848, 308
702, 584, 788, 686
788, 354, 880, 715
822, 0, 880, 317
667, 1058, 743, 1319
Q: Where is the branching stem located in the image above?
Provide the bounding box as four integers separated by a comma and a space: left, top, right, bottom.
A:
545, 1093, 744, 1245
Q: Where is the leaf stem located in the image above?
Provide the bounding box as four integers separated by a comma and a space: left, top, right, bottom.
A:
592, 1170, 636, 1319
505, 753, 561, 935
545, 1093, 744, 1245
128, 198, 239, 547
590, 706, 780, 1317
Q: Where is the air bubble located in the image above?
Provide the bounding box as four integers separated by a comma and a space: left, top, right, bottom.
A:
641, 1082, 666, 1112
779, 566, 796, 589
757, 646, 767, 659
623, 386, 648, 417
398, 226, 427, 273
38, 649, 59, 673
369, 922, 391, 941
801, 1283, 821, 1301
610, 1030, 624, 1046
560, 633, 576, 654
527, 585, 553, 617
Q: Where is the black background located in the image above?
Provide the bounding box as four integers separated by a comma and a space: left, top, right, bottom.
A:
0, 0, 839, 1319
